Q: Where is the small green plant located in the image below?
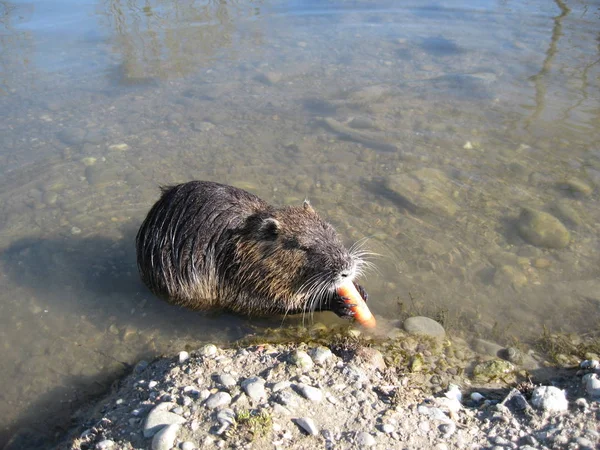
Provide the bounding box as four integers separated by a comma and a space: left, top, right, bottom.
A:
235, 409, 273, 440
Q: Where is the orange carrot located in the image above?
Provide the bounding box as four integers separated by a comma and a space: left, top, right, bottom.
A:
337, 280, 376, 328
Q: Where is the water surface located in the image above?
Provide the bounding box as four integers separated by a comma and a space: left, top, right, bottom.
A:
1, 0, 599, 446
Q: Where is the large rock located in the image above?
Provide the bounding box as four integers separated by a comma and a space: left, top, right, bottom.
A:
385, 168, 459, 217
403, 316, 446, 338
517, 208, 570, 248
143, 403, 185, 438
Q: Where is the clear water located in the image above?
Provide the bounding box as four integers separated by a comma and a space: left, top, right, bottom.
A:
1, 0, 599, 445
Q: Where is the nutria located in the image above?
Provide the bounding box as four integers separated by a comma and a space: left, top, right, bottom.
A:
136, 181, 369, 318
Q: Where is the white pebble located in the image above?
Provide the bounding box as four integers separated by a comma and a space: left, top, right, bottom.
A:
531, 386, 568, 413
148, 381, 158, 389
471, 392, 484, 402
95, 440, 115, 450
356, 431, 376, 447
180, 442, 196, 450
201, 344, 218, 357
382, 424, 395, 434
583, 373, 600, 397
179, 351, 189, 363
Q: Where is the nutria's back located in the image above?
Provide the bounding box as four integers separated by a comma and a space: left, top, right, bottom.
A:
136, 181, 362, 316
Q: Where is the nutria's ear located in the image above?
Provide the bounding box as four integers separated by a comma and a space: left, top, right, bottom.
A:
303, 199, 315, 214
260, 217, 281, 236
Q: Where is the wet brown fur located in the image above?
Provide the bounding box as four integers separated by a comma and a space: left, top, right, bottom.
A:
136, 181, 359, 316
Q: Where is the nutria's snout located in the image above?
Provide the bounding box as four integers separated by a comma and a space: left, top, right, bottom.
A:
136, 180, 370, 319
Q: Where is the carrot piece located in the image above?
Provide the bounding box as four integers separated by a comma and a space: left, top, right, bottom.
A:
337, 280, 376, 328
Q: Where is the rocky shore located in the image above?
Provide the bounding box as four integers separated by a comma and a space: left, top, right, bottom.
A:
40, 320, 600, 450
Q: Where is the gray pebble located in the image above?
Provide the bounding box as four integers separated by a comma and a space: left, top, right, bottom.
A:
273, 390, 299, 408
356, 431, 376, 447
143, 403, 186, 438
439, 421, 456, 438
241, 377, 266, 401
205, 392, 232, 409
297, 383, 323, 402
218, 374, 237, 388
295, 417, 318, 436
152, 423, 179, 450
290, 350, 314, 370
272, 381, 291, 392
309, 347, 333, 365
403, 316, 446, 338
576, 437, 594, 449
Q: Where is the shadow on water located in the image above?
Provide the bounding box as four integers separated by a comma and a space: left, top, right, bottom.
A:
0, 224, 262, 448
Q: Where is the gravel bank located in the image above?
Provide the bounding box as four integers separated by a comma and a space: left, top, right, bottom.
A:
41, 326, 600, 450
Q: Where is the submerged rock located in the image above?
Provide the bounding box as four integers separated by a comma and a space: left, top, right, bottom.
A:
403, 316, 446, 338
385, 168, 459, 217
517, 208, 570, 248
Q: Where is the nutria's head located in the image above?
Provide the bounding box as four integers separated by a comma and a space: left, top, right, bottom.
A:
226, 200, 363, 314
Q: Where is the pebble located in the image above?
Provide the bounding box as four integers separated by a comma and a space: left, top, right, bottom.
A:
274, 390, 299, 407
200, 344, 218, 357
108, 143, 130, 151
356, 431, 376, 447
309, 347, 332, 365
530, 386, 568, 413
152, 423, 179, 450
295, 417, 318, 436
403, 316, 446, 338
148, 381, 158, 389
582, 373, 600, 397
143, 403, 186, 438
560, 178, 593, 196
471, 392, 484, 402
290, 350, 314, 370
57, 128, 87, 146
205, 392, 232, 409
382, 423, 395, 434
272, 381, 291, 392
178, 351, 189, 363
219, 374, 237, 388
297, 383, 323, 402
241, 377, 266, 401
180, 442, 196, 450
95, 440, 115, 449
439, 421, 456, 438
517, 208, 570, 249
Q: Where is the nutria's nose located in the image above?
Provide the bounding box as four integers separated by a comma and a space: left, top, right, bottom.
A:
340, 270, 352, 278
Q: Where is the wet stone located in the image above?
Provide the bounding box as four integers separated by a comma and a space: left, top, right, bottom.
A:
57, 128, 87, 146
403, 316, 446, 338
517, 208, 570, 249
473, 360, 514, 380
385, 168, 460, 217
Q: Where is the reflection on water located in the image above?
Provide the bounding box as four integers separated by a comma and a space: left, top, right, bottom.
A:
0, 0, 599, 447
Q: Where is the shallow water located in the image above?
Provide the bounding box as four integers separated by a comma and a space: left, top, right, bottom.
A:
1, 0, 599, 445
